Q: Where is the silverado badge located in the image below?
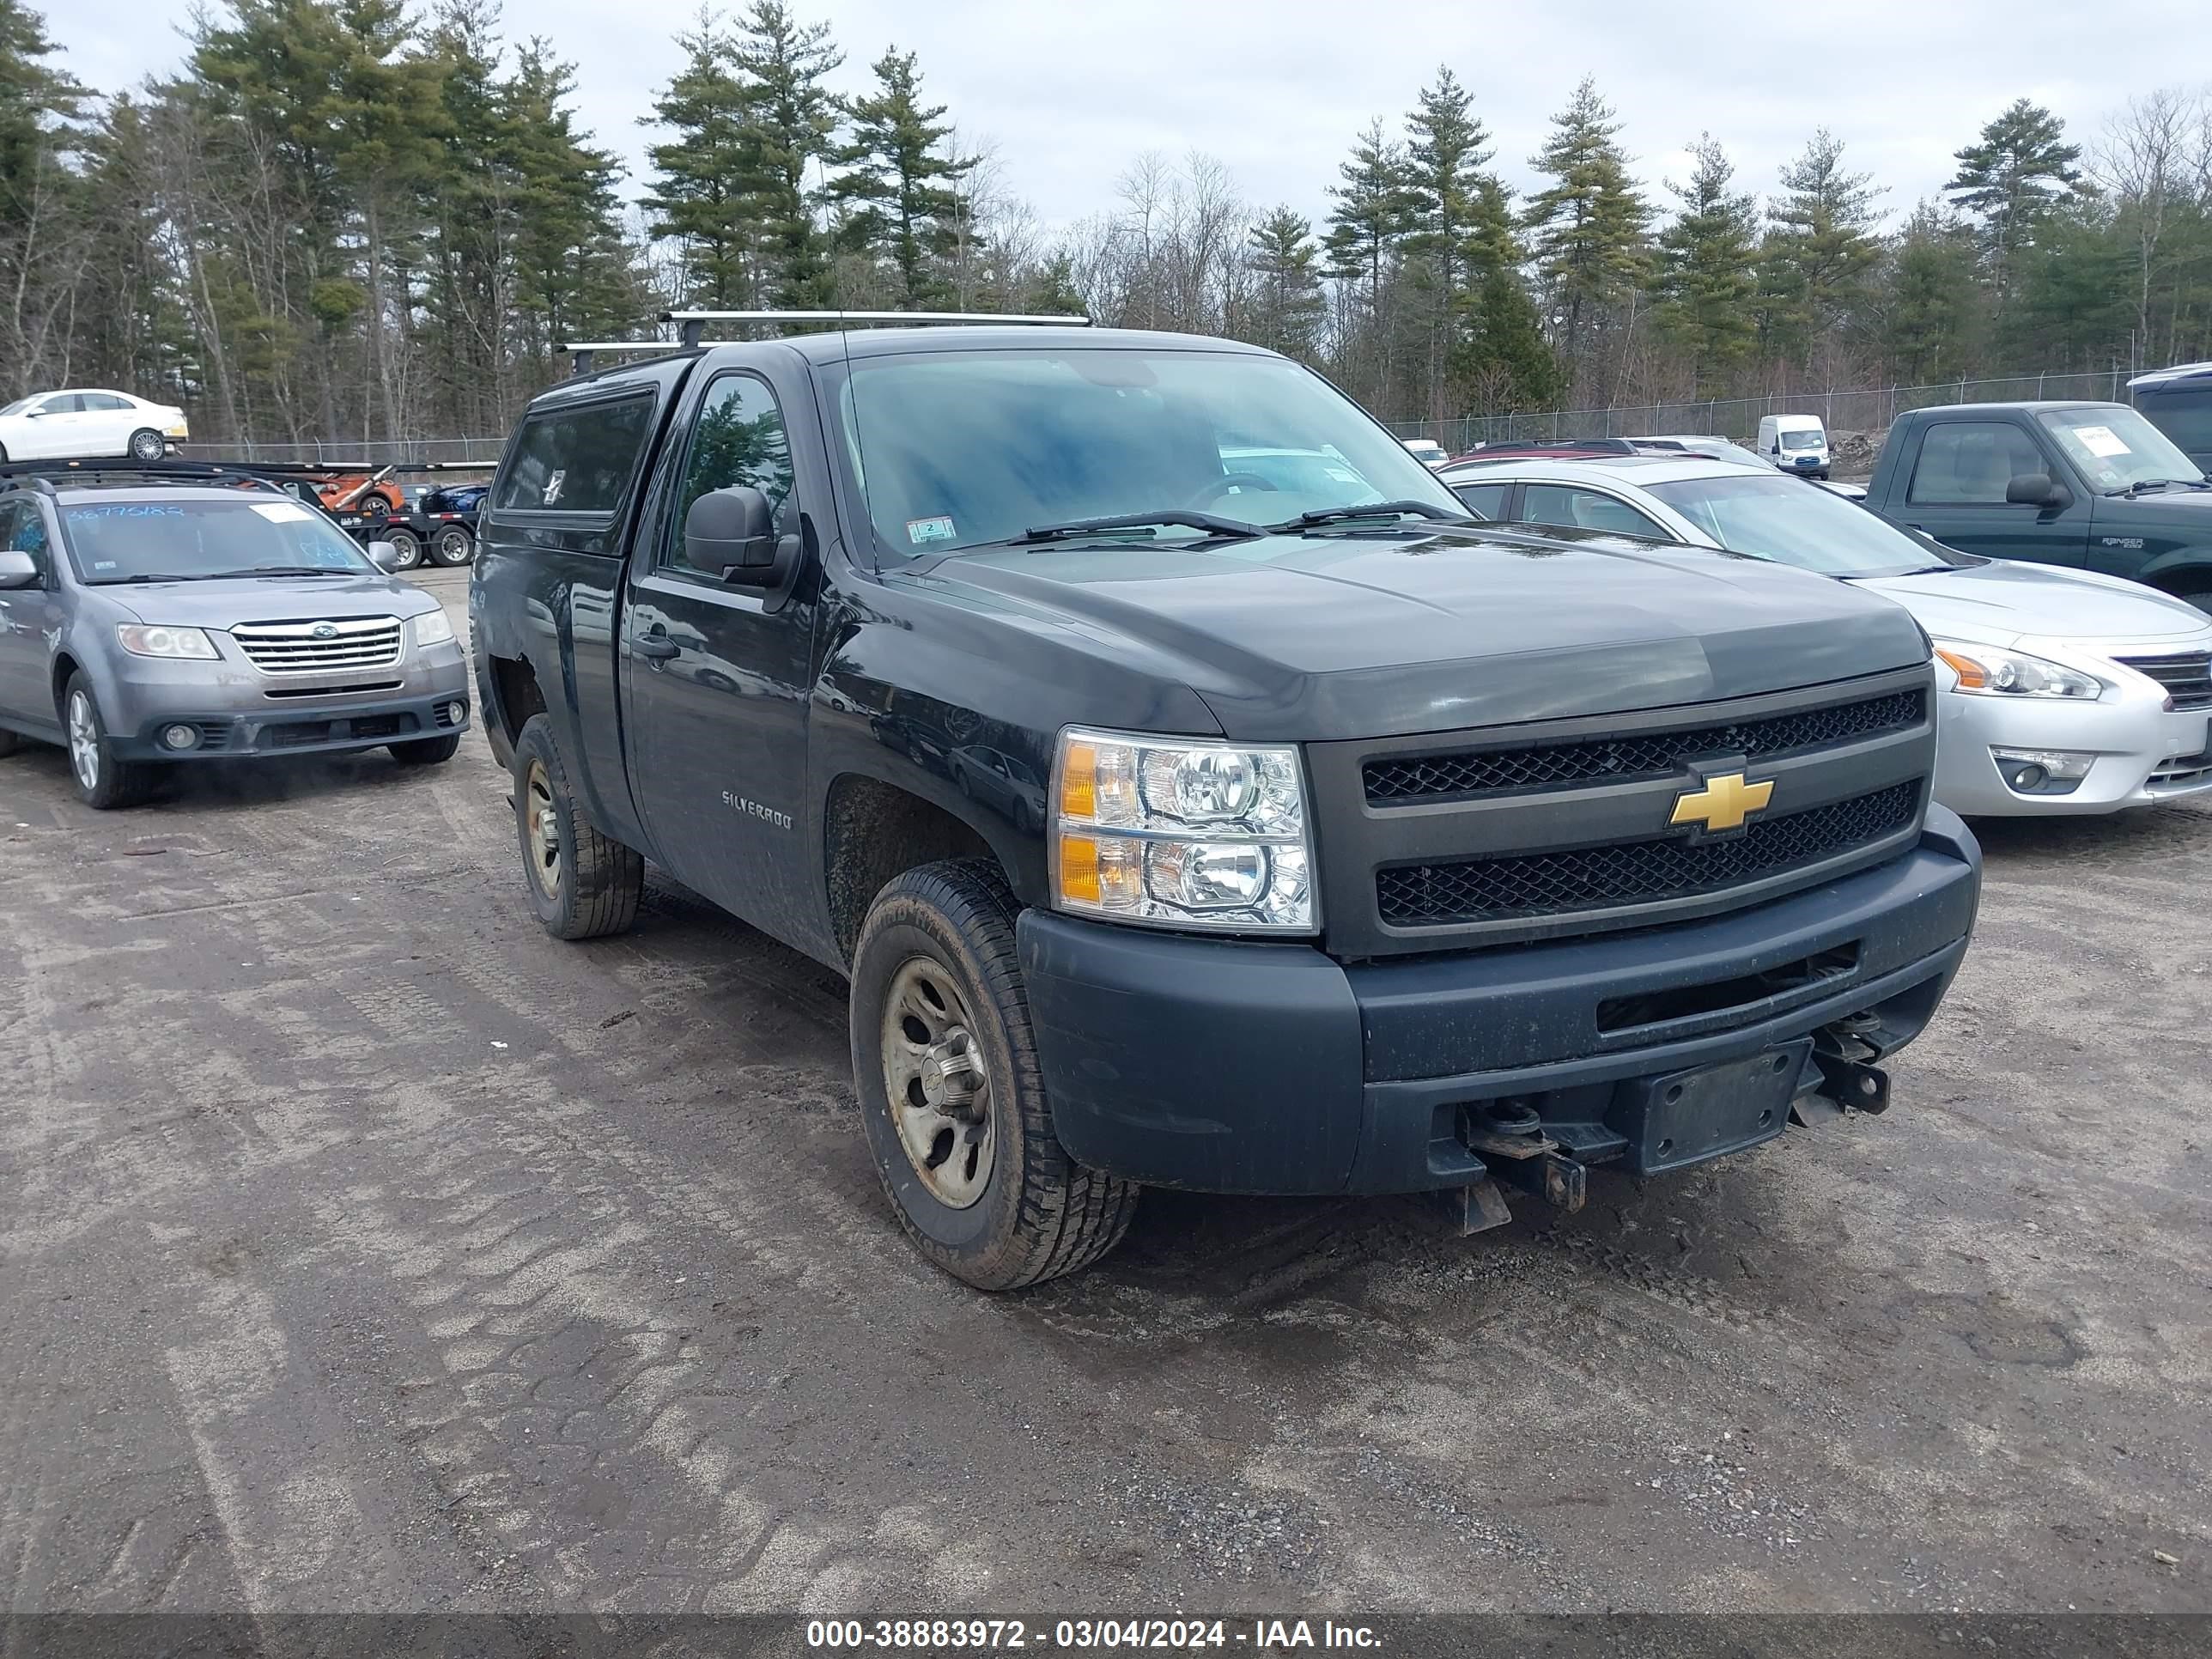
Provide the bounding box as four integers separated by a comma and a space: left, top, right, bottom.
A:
1671, 771, 1773, 836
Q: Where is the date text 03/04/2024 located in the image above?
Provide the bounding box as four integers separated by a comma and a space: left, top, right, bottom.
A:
805, 1620, 1382, 1650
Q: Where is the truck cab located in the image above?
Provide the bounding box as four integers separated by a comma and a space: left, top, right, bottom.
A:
2130, 363, 2212, 473
471, 319, 1979, 1290
1862, 401, 2212, 606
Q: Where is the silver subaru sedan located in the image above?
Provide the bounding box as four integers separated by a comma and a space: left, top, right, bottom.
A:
0, 476, 470, 808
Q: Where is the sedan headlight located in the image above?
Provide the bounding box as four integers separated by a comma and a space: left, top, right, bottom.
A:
116, 623, 218, 659
1933, 642, 2103, 700
1051, 727, 1314, 933
411, 609, 456, 647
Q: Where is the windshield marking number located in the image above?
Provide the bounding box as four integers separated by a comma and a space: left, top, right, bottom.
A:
907, 516, 957, 544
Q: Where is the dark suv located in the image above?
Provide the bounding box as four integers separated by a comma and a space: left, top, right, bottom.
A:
471, 321, 1980, 1289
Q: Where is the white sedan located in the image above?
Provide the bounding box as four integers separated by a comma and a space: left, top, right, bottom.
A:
0, 389, 189, 464
1440, 452, 2212, 817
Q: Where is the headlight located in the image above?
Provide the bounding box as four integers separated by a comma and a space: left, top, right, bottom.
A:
1933, 642, 2103, 700
1051, 727, 1314, 933
116, 623, 218, 659
411, 609, 456, 647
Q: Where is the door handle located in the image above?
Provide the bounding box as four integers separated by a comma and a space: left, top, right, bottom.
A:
634, 629, 680, 661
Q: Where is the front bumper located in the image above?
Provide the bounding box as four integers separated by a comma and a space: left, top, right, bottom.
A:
1018, 811, 1980, 1198
106, 647, 471, 762
1933, 682, 2212, 816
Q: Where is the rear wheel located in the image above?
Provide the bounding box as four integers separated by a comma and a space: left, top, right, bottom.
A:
64, 673, 159, 810
850, 859, 1139, 1290
127, 428, 165, 463
511, 714, 642, 939
428, 524, 475, 567
381, 527, 423, 570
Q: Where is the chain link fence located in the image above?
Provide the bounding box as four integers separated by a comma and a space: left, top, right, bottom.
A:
176, 436, 507, 468
1388, 369, 2136, 459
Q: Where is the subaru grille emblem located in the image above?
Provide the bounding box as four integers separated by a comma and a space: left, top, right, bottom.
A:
311, 622, 338, 640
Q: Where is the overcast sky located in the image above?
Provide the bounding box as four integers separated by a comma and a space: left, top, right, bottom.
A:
46, 0, 2212, 232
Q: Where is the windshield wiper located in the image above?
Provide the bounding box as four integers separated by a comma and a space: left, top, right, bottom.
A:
2116, 477, 2209, 495
1267, 500, 1468, 532
1017, 510, 1263, 544
216, 566, 351, 577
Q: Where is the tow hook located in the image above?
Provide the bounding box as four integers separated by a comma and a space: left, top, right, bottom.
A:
1815, 1054, 1891, 1115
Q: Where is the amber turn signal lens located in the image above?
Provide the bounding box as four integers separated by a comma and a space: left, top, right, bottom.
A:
1934, 647, 1986, 690
1058, 739, 1097, 821
1057, 833, 1101, 903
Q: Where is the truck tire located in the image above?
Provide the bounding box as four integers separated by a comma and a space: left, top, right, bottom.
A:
428, 525, 475, 567
849, 859, 1139, 1290
390, 732, 460, 766
64, 672, 159, 810
381, 527, 423, 570
511, 714, 641, 939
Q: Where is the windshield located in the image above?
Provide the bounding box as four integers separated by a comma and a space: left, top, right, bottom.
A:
1778, 428, 1824, 452
2137, 388, 2212, 457
834, 348, 1465, 555
0, 396, 40, 417
1693, 440, 1771, 469
1645, 472, 1958, 578
58, 496, 374, 584
2036, 406, 2204, 491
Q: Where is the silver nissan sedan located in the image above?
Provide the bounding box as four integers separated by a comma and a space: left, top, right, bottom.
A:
1441, 453, 2212, 817
0, 472, 470, 808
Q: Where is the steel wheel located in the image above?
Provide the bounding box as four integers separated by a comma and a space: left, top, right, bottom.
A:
68, 690, 100, 791
384, 530, 422, 569
880, 955, 995, 1209
523, 757, 562, 900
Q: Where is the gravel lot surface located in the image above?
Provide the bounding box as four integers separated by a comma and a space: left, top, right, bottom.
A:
3, 567, 2206, 1615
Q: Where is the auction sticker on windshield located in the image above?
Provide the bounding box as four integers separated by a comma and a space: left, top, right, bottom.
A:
251, 501, 313, 523
907, 515, 957, 544
2072, 424, 2132, 458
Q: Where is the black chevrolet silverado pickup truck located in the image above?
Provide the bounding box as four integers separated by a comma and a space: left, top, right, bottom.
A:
470, 321, 1981, 1289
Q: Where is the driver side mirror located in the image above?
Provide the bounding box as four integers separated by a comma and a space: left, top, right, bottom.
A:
2005, 473, 2070, 509
0, 549, 36, 588
366, 540, 401, 572
686, 486, 790, 587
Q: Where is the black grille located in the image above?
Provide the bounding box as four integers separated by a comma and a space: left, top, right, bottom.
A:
1376, 781, 1922, 927
2118, 652, 2212, 711
1364, 690, 1925, 804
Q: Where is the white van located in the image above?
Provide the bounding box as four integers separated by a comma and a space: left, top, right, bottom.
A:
1756, 413, 1829, 479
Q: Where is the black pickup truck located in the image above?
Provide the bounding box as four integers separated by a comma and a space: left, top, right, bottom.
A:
1861, 401, 2212, 604
470, 323, 1981, 1289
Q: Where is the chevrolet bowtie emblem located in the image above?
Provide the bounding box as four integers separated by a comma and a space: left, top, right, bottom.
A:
1671, 771, 1774, 835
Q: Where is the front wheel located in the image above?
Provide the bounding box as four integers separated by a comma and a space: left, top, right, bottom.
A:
849, 859, 1139, 1290
511, 714, 642, 939
127, 428, 165, 463
428, 525, 474, 567
391, 732, 460, 766
64, 674, 159, 809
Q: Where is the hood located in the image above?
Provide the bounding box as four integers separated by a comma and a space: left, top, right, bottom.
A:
1854, 559, 2209, 648
2106, 484, 2212, 520
104, 572, 438, 629
921, 522, 1929, 741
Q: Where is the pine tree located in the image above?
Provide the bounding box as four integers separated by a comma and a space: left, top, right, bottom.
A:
1402, 68, 1515, 301
1651, 133, 1758, 395
1244, 206, 1323, 358
1758, 128, 1883, 370
1323, 118, 1413, 299
729, 0, 842, 307
1945, 99, 2082, 309
642, 15, 760, 309
1522, 76, 1651, 371
1877, 202, 1982, 383
0, 0, 83, 218
831, 46, 974, 308
1453, 265, 1562, 414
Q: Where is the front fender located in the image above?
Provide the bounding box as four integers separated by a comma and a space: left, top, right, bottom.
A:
2136, 546, 2212, 595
